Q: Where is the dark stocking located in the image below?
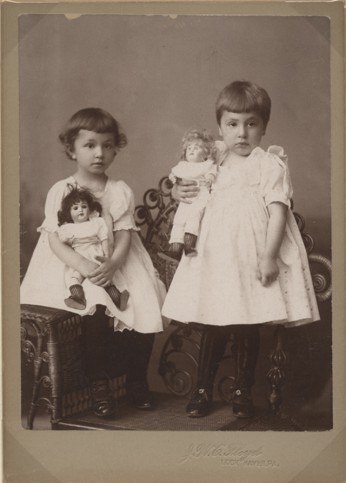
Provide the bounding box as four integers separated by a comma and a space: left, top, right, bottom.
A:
83, 308, 111, 381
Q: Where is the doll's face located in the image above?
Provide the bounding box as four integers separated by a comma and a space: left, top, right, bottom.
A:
70, 201, 91, 224
185, 141, 206, 163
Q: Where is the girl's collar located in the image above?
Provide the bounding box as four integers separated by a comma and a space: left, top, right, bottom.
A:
218, 145, 264, 166
69, 175, 109, 197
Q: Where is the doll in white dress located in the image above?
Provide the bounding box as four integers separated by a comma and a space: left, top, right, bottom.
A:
57, 186, 129, 311
162, 81, 320, 419
161, 129, 217, 261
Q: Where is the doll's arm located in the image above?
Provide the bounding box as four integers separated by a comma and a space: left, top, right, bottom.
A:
257, 202, 288, 287
48, 232, 98, 277
88, 230, 131, 287
101, 238, 110, 258
204, 166, 217, 186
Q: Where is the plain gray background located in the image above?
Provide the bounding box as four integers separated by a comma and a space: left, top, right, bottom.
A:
19, 14, 331, 272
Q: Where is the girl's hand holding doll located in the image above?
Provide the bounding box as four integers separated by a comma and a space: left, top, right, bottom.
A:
88, 230, 131, 287
172, 179, 200, 204
48, 231, 100, 277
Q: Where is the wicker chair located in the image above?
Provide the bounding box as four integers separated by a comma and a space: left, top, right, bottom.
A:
21, 176, 332, 428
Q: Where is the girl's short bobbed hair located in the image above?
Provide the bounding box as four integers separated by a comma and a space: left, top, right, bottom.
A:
59, 107, 128, 159
181, 128, 217, 162
57, 185, 102, 226
216, 81, 271, 128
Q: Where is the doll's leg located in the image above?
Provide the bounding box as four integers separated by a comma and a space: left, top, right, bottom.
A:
184, 201, 207, 256
232, 325, 260, 418
83, 308, 116, 417
105, 284, 130, 311
159, 205, 187, 262
186, 325, 232, 417
183, 233, 198, 256
123, 330, 155, 410
64, 269, 87, 310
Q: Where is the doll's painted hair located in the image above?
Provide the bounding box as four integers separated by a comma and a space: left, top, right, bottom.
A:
215, 81, 271, 128
57, 186, 102, 226
59, 107, 128, 160
181, 129, 217, 162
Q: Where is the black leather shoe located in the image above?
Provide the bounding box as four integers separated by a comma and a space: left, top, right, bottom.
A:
232, 388, 255, 418
186, 388, 213, 418
90, 379, 116, 418
128, 383, 154, 410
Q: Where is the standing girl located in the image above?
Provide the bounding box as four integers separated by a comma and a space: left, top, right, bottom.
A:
21, 108, 166, 418
162, 81, 320, 418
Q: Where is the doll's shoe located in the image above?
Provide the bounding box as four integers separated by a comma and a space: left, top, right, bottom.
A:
186, 388, 213, 418
90, 379, 116, 418
106, 286, 130, 311
183, 233, 198, 257
127, 382, 155, 410
185, 248, 198, 257
64, 284, 86, 310
232, 388, 255, 418
158, 242, 184, 263
158, 250, 182, 263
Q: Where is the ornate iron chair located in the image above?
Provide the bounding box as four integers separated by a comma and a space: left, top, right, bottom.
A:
134, 177, 332, 413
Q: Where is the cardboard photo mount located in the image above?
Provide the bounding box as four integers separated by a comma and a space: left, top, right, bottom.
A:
2, 2, 345, 482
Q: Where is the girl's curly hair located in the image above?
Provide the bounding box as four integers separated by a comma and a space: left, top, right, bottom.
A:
59, 107, 128, 160
57, 186, 102, 226
180, 128, 217, 162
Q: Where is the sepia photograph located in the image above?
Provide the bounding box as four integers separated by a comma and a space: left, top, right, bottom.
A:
19, 11, 333, 432
2, 2, 345, 482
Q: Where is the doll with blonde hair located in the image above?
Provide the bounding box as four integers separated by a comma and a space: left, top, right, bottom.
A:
161, 128, 217, 261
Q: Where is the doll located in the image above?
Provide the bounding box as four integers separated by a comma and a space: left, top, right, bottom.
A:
161, 128, 217, 261
57, 186, 129, 311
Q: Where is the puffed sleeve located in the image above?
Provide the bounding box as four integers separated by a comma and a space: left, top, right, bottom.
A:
38, 180, 72, 234
108, 181, 140, 232
260, 146, 293, 207
205, 163, 218, 182
57, 224, 74, 244
170, 162, 186, 180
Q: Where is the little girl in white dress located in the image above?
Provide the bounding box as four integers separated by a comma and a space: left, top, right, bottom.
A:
162, 81, 319, 419
57, 186, 129, 311
21, 108, 166, 418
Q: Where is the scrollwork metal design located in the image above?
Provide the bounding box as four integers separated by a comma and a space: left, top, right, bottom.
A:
267, 326, 286, 413
21, 339, 36, 364
158, 324, 201, 396
308, 253, 332, 302
135, 176, 178, 251
218, 375, 236, 403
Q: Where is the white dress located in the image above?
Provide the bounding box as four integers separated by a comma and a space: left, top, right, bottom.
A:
21, 177, 166, 333
162, 146, 320, 328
